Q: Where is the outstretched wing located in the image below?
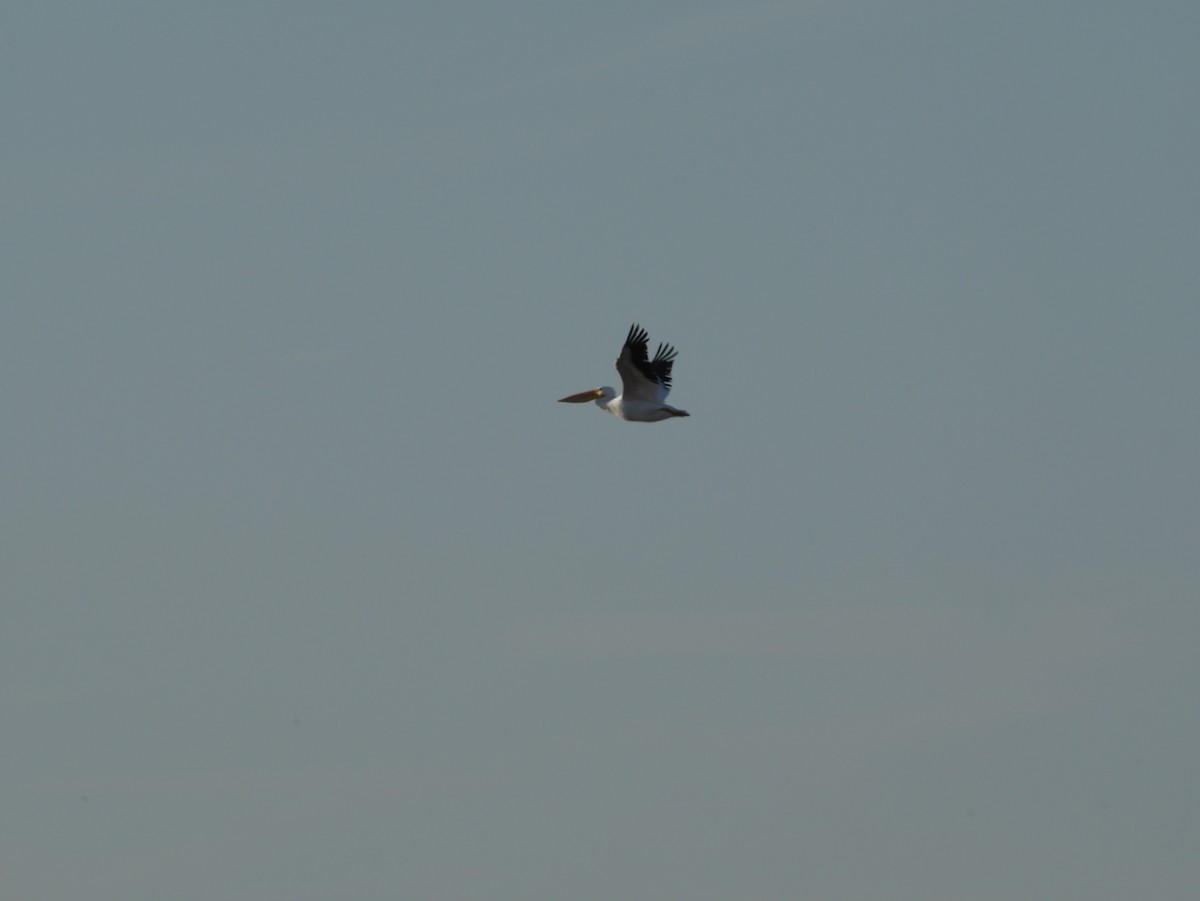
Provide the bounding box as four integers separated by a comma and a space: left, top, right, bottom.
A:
615, 323, 678, 403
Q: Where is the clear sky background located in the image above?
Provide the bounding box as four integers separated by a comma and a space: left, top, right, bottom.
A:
4, 2, 1198, 899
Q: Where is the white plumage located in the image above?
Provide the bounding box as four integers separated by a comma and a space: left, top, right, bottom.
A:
558, 324, 690, 422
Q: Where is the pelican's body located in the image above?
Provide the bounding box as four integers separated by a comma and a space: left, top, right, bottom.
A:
559, 324, 690, 422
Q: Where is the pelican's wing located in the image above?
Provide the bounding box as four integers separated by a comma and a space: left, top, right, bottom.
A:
615, 323, 678, 403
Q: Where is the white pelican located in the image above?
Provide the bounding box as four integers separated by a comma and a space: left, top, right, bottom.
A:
558, 323, 690, 422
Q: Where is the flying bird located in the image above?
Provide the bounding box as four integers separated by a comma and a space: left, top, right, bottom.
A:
558, 323, 690, 422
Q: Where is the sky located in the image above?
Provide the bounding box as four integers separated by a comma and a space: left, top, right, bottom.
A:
3, 1, 1198, 898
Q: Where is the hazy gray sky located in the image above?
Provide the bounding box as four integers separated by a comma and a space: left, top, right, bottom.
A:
4, 2, 1198, 898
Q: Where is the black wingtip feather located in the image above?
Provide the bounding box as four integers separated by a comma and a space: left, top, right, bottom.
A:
619, 323, 680, 390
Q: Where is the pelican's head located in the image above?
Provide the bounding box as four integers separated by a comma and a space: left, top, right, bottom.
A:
558, 387, 615, 405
